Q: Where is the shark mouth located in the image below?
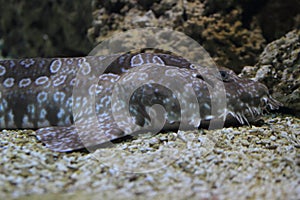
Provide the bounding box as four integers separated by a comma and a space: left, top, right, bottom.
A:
217, 95, 282, 126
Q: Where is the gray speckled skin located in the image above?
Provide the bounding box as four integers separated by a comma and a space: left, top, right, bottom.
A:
0, 53, 281, 151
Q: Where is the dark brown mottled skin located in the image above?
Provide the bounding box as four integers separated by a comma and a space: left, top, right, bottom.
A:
0, 53, 281, 151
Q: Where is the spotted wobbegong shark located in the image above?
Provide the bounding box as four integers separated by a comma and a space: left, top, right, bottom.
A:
0, 53, 281, 152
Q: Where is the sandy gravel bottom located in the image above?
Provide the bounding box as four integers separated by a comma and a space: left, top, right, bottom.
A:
1, 114, 299, 200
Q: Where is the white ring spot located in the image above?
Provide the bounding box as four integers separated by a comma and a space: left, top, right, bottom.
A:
165, 69, 178, 77
81, 62, 91, 75
19, 78, 32, 88
37, 91, 48, 103
50, 59, 62, 73
20, 59, 35, 68
95, 84, 104, 94
9, 61, 16, 68
152, 56, 165, 65
53, 91, 66, 103
122, 73, 135, 82
88, 84, 95, 96
65, 97, 73, 108
137, 72, 149, 81
39, 108, 47, 119
52, 75, 67, 87
3, 77, 15, 88
130, 54, 144, 67
57, 108, 65, 118
0, 65, 6, 76
27, 104, 35, 114
0, 99, 8, 111
69, 78, 76, 86
67, 59, 74, 65
35, 76, 49, 85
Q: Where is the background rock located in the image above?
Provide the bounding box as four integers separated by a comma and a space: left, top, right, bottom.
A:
254, 0, 300, 42
88, 0, 299, 73
89, 0, 266, 73
241, 29, 300, 114
0, 0, 299, 74
0, 0, 93, 58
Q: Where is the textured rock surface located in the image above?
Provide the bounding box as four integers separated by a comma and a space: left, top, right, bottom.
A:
0, 0, 93, 58
88, 0, 298, 73
254, 0, 300, 42
89, 0, 266, 73
241, 29, 300, 113
1, 1, 298, 72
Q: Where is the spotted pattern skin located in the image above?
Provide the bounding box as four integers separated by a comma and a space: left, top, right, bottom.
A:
0, 53, 281, 151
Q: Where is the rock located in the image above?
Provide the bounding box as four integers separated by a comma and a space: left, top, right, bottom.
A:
0, 0, 93, 58
241, 29, 300, 113
254, 0, 300, 42
88, 0, 267, 73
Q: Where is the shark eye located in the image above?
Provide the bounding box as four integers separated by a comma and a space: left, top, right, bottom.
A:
219, 70, 230, 82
